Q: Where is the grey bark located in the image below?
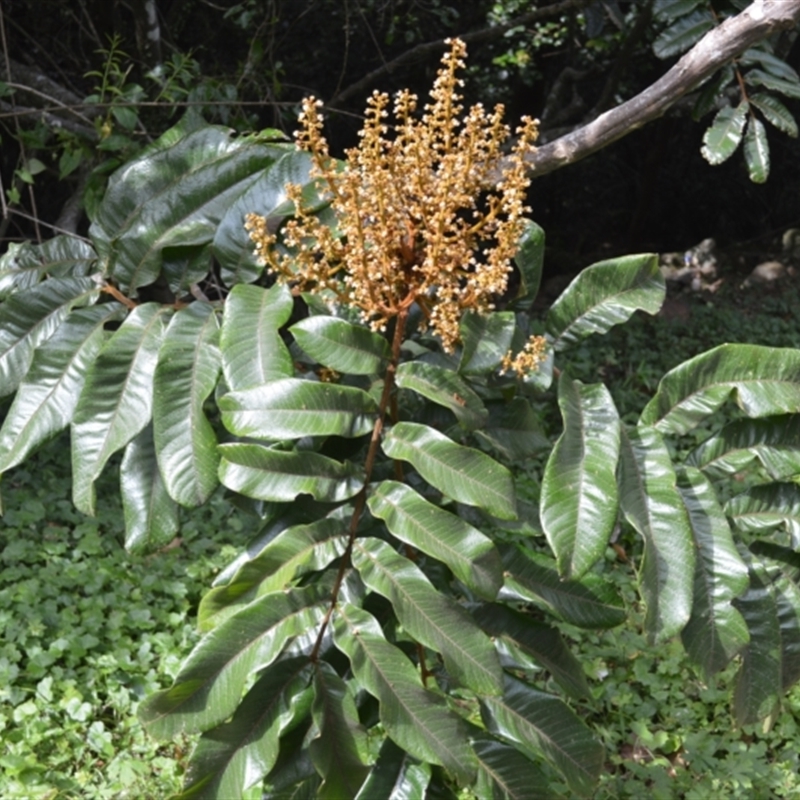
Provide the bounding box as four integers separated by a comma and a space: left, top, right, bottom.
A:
515, 0, 800, 179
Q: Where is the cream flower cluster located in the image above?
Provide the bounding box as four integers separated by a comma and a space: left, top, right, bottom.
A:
246, 38, 538, 353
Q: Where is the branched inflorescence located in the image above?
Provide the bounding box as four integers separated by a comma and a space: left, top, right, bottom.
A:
246, 38, 541, 355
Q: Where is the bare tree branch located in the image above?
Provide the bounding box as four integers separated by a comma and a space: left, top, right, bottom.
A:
517, 0, 800, 178
328, 0, 592, 108
0, 57, 84, 109
0, 100, 98, 141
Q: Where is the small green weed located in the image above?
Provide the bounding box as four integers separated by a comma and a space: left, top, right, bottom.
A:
0, 433, 250, 799
572, 563, 800, 798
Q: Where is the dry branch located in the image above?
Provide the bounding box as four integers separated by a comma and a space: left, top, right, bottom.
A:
517, 0, 800, 178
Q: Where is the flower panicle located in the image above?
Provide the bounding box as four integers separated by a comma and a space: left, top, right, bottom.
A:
246, 37, 538, 352
500, 335, 548, 377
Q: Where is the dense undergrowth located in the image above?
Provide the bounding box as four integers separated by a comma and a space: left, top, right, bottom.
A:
0, 435, 253, 799
2, 276, 800, 798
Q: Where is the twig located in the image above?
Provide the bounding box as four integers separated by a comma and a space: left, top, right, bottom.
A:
587, 0, 654, 119
0, 100, 99, 140
0, 1, 41, 243
1, 206, 93, 242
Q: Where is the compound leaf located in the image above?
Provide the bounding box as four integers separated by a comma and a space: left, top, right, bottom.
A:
120, 423, 180, 553
640, 344, 800, 435
471, 735, 553, 800
474, 398, 548, 462
653, 9, 714, 59
351, 536, 504, 695
396, 361, 487, 429
176, 657, 313, 800
139, 583, 328, 738
332, 604, 477, 783
354, 738, 431, 800
220, 283, 294, 390
0, 237, 97, 300
687, 415, 800, 480
367, 480, 503, 599
743, 116, 770, 183
545, 254, 663, 351
153, 302, 221, 507
218, 443, 364, 503
480, 675, 603, 797
540, 376, 620, 579
382, 422, 516, 520
220, 379, 378, 439
91, 126, 285, 292
677, 467, 750, 679
458, 312, 516, 375
309, 661, 369, 799
290, 316, 390, 376
0, 303, 124, 473
749, 92, 798, 137
471, 602, 590, 700
0, 277, 99, 396
500, 544, 626, 629
71, 302, 171, 515
733, 557, 781, 725
701, 103, 748, 165
619, 426, 694, 643
198, 517, 349, 631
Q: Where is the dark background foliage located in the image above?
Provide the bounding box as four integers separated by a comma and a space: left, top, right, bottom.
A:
3, 0, 800, 266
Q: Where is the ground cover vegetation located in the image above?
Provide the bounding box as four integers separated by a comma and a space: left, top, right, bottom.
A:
3, 1, 800, 798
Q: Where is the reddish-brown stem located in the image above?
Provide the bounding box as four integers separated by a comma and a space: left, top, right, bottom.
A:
101, 283, 138, 310
734, 63, 750, 105
309, 307, 409, 663
417, 643, 431, 687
